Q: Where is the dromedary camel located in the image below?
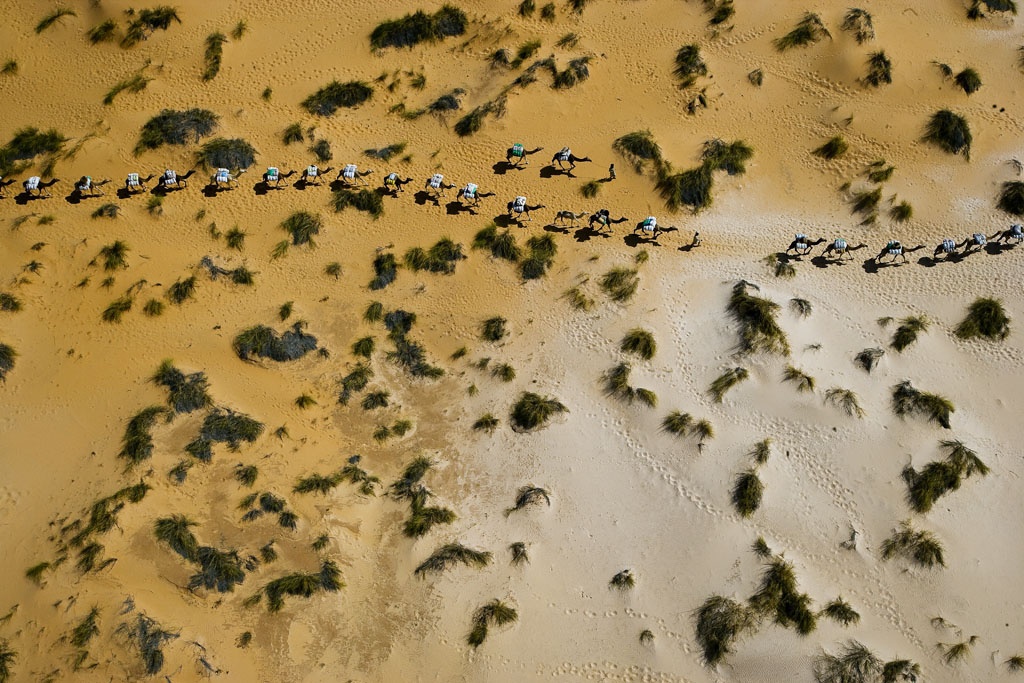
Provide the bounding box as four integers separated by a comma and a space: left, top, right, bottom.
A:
211, 167, 246, 190
960, 233, 988, 254
633, 216, 674, 241
425, 173, 456, 199
125, 173, 155, 194
75, 176, 111, 197
506, 143, 544, 167
934, 238, 959, 258
552, 147, 591, 172
0, 176, 16, 197
456, 183, 496, 208
992, 223, 1024, 244
22, 176, 59, 197
589, 209, 629, 232
874, 240, 925, 264
820, 238, 867, 260
554, 210, 587, 227
381, 173, 413, 195
338, 164, 374, 187
161, 168, 195, 191
301, 165, 333, 186
786, 234, 825, 256
507, 196, 546, 222
263, 167, 295, 188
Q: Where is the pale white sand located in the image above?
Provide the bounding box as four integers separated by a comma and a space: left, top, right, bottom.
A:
1, 0, 1023, 681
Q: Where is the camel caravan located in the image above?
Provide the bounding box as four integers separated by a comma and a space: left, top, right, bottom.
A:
2, 138, 1021, 265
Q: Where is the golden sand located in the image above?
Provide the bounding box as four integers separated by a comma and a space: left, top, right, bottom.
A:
1, 1, 1024, 681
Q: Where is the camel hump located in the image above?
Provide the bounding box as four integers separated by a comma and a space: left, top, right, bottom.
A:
306, 165, 318, 176
512, 196, 527, 211
343, 164, 357, 177
429, 173, 444, 188
266, 167, 279, 177
834, 238, 847, 250
795, 233, 807, 241
941, 239, 956, 253
25, 176, 40, 189
384, 172, 397, 185
216, 168, 230, 181
464, 182, 477, 196
642, 216, 657, 231
973, 233, 986, 244
127, 173, 140, 184
511, 143, 524, 157
556, 147, 571, 160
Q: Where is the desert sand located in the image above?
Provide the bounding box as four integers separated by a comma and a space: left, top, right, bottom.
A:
1, 0, 1024, 681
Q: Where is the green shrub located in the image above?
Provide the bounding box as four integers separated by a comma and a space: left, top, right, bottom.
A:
301, 81, 373, 116
135, 109, 218, 154
370, 6, 467, 50
955, 297, 1010, 340
923, 109, 972, 159
331, 188, 383, 219
233, 323, 318, 362
196, 138, 256, 170
511, 392, 567, 431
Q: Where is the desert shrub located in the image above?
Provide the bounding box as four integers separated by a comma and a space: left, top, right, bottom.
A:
621, 328, 656, 360
732, 470, 764, 517
202, 32, 226, 81
694, 595, 756, 666
282, 123, 304, 145
91, 203, 119, 219
923, 109, 971, 159
369, 6, 467, 50
467, 599, 518, 648
600, 267, 639, 303
774, 12, 830, 51
708, 367, 748, 402
891, 380, 954, 428
151, 360, 211, 414
881, 520, 945, 568
813, 136, 848, 160
87, 19, 118, 43
135, 109, 218, 153
332, 188, 383, 219
841, 8, 874, 43
481, 316, 507, 342
728, 281, 789, 355
0, 293, 22, 313
454, 104, 491, 137
404, 238, 463, 273
656, 165, 714, 212
782, 366, 815, 392
749, 557, 817, 635
414, 543, 492, 577
890, 316, 929, 352
301, 81, 373, 116
117, 406, 167, 467
281, 211, 321, 247
0, 127, 66, 175
997, 180, 1024, 216
102, 297, 133, 323
955, 297, 1010, 340
369, 252, 398, 290
35, 7, 76, 34
863, 50, 892, 87
473, 224, 521, 261
123, 613, 177, 675
233, 323, 317, 362
521, 234, 557, 279
954, 67, 982, 95
188, 546, 246, 592
122, 6, 181, 48
854, 347, 884, 373
196, 138, 255, 170
261, 560, 343, 612
511, 392, 567, 431
673, 45, 708, 87
614, 130, 663, 173
103, 73, 151, 105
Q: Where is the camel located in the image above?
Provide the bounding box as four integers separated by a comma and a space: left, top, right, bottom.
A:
506, 143, 544, 167
381, 173, 413, 194
337, 164, 374, 187
125, 173, 155, 194
0, 176, 15, 197
874, 240, 925, 264
554, 210, 587, 227
589, 209, 629, 232
957, 232, 988, 254
456, 182, 496, 207
211, 167, 246, 190
262, 167, 295, 188
22, 176, 59, 197
425, 173, 456, 198
786, 234, 825, 256
551, 147, 591, 172
992, 224, 1024, 244
820, 238, 867, 260
507, 196, 546, 222
633, 216, 674, 240
74, 176, 111, 197
301, 165, 333, 186
934, 238, 959, 258
162, 168, 195, 191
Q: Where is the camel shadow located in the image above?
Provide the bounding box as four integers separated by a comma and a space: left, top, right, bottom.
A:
493, 214, 517, 228
862, 258, 907, 273
810, 255, 844, 269
445, 201, 477, 216
492, 161, 525, 175
201, 184, 221, 198
116, 188, 135, 200
414, 190, 438, 206
253, 181, 271, 196
679, 243, 700, 253
543, 223, 571, 234
64, 191, 83, 205
573, 226, 610, 242
14, 192, 42, 205
984, 243, 1013, 255
624, 233, 662, 248
539, 164, 575, 179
